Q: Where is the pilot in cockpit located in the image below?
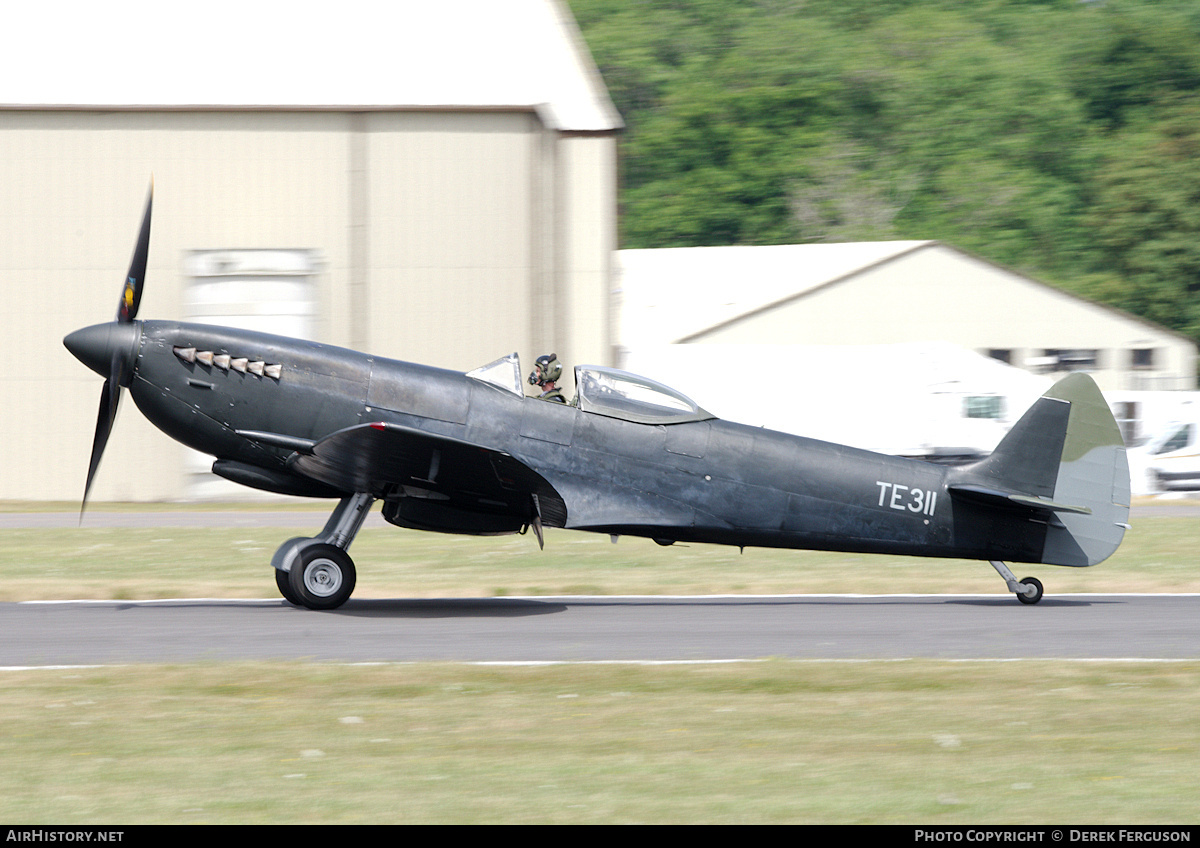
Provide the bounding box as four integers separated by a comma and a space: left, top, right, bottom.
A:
528, 353, 567, 403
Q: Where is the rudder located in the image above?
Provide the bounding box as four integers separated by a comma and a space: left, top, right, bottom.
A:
1039, 373, 1131, 566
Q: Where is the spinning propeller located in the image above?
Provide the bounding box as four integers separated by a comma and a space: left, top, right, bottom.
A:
62, 184, 153, 515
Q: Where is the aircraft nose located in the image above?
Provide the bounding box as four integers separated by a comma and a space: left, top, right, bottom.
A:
64, 322, 141, 384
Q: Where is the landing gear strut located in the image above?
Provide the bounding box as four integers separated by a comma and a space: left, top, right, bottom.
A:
272, 492, 375, 610
989, 560, 1044, 605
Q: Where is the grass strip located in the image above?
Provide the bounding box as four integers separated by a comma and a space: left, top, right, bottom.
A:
2, 660, 1197, 824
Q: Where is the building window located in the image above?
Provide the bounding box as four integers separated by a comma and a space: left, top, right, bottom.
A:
1131, 348, 1156, 369
964, 395, 1005, 420
1040, 349, 1100, 372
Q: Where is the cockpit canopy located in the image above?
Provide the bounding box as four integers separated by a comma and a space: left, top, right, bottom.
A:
573, 365, 712, 425
466, 354, 713, 425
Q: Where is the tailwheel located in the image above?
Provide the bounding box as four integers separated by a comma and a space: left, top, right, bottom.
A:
288, 543, 357, 610
989, 561, 1046, 606
1016, 576, 1044, 605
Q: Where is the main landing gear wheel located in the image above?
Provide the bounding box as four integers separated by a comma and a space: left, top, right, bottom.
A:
270, 493, 374, 611
1016, 576, 1044, 605
276, 567, 302, 606
288, 543, 357, 611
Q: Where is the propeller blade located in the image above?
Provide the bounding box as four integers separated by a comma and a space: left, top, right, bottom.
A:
117, 184, 153, 323
82, 371, 121, 517
78, 181, 152, 516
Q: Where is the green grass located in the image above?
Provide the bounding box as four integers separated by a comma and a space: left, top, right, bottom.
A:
2, 661, 1198, 824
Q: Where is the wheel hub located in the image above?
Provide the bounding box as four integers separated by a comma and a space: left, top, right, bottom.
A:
303, 558, 343, 597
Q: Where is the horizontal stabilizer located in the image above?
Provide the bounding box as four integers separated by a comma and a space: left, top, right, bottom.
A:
947, 483, 1093, 515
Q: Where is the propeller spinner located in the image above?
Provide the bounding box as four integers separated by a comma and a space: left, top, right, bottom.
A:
63, 185, 153, 514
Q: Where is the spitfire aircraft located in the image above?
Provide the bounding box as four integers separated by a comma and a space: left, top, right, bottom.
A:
64, 189, 1132, 609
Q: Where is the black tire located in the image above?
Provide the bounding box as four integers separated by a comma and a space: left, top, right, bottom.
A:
1016, 576, 1044, 605
275, 567, 302, 606
288, 544, 356, 610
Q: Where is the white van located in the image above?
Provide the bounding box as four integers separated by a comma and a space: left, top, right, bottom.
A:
1140, 421, 1200, 491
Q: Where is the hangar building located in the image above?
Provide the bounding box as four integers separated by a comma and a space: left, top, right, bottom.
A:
2, 1, 620, 501
618, 241, 1197, 393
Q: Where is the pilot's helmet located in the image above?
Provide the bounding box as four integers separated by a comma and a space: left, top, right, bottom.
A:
530, 353, 563, 385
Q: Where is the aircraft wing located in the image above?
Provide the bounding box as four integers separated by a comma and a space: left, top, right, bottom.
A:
256, 422, 567, 529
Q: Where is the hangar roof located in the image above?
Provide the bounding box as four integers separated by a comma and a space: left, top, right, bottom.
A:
2, 0, 621, 132
617, 241, 934, 347
617, 240, 1197, 355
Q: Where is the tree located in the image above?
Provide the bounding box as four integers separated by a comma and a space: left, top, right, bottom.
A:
567, 0, 1200, 343
1087, 103, 1200, 341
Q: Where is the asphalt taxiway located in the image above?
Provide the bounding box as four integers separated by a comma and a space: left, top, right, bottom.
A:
4, 593, 1199, 666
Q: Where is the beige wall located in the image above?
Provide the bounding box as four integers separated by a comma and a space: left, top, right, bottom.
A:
363, 112, 540, 371
690, 245, 1195, 391
0, 109, 616, 501
558, 135, 618, 373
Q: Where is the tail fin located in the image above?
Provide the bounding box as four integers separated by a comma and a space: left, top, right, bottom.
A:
949, 373, 1131, 566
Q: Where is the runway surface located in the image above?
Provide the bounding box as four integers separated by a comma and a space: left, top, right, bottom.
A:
4, 594, 1200, 666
